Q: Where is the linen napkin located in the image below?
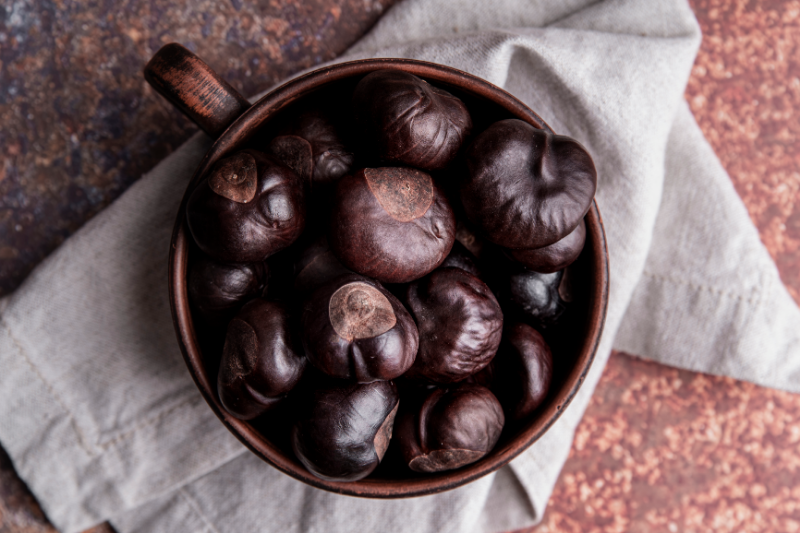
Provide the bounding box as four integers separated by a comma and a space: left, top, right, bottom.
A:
1, 0, 798, 531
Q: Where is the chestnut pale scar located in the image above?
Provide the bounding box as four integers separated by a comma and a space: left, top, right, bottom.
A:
329, 282, 396, 341
364, 167, 434, 222
374, 402, 399, 460
209, 152, 258, 203
220, 318, 258, 384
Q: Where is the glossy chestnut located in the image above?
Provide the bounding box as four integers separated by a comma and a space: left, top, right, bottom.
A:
292, 379, 399, 481
217, 299, 306, 420
301, 273, 418, 382
329, 167, 456, 283
508, 219, 586, 273
462, 119, 597, 250
404, 267, 503, 383
277, 109, 354, 185
440, 240, 482, 278
186, 149, 306, 262
292, 235, 352, 296
395, 383, 504, 473
352, 69, 472, 170
479, 323, 553, 422
187, 257, 267, 324
504, 267, 567, 328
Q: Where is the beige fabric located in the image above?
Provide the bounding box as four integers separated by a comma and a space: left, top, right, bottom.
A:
1, 0, 798, 532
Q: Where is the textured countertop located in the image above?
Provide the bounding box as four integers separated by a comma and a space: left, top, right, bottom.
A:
1, 0, 798, 532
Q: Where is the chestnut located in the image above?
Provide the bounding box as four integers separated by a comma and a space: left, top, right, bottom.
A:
188, 257, 267, 323
440, 240, 482, 278
352, 70, 472, 170
217, 299, 306, 420
292, 235, 352, 296
508, 219, 586, 273
504, 267, 566, 328
461, 119, 596, 250
186, 149, 306, 262
395, 383, 504, 473
329, 167, 456, 283
275, 110, 354, 185
292, 379, 399, 481
477, 323, 553, 422
301, 274, 418, 382
267, 135, 314, 184
404, 267, 503, 384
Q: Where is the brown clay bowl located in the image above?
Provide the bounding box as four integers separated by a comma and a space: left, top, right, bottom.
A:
146, 43, 609, 498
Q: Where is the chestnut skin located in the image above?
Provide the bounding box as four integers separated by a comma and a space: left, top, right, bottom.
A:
217, 299, 307, 420
292, 235, 352, 296
440, 240, 482, 278
504, 267, 567, 328
462, 119, 597, 250
292, 379, 399, 482
329, 167, 456, 283
186, 149, 306, 263
352, 70, 472, 170
277, 110, 354, 185
395, 383, 504, 473
404, 267, 503, 384
477, 323, 553, 422
188, 257, 267, 324
508, 219, 586, 273
301, 273, 419, 383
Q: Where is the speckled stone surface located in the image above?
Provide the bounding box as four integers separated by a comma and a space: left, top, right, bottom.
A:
0, 0, 395, 296
0, 1, 798, 532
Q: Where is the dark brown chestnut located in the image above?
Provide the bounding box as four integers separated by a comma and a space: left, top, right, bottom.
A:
395, 383, 503, 473
404, 267, 503, 384
186, 149, 306, 262
504, 267, 566, 328
478, 323, 553, 422
188, 257, 267, 323
301, 273, 418, 382
352, 70, 472, 170
292, 379, 399, 481
267, 135, 314, 184
329, 167, 456, 283
217, 299, 306, 420
461, 119, 596, 250
292, 235, 352, 296
274, 110, 354, 185
440, 240, 482, 278
508, 218, 586, 273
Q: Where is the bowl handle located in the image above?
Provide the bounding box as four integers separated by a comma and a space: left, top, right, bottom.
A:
144, 43, 251, 139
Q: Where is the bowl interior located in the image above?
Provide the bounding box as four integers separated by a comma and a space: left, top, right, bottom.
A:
169, 59, 609, 498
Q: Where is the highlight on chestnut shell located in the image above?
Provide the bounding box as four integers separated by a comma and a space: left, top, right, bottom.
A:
292, 379, 400, 482
352, 69, 472, 170
301, 274, 419, 383
188, 258, 267, 324
329, 167, 456, 283
508, 219, 586, 273
461, 119, 597, 250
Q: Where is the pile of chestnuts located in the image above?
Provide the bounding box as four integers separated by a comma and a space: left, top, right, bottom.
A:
186, 69, 597, 482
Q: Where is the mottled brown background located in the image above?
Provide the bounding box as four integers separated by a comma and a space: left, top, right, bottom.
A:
0, 0, 798, 532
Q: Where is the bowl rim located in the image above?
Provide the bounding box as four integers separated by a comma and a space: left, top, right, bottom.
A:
169, 57, 610, 498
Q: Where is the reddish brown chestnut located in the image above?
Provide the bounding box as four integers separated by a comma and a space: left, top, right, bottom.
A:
395, 383, 504, 473
329, 167, 455, 283
267, 135, 314, 184
292, 235, 352, 296
462, 119, 596, 249
404, 267, 503, 384
352, 70, 472, 170
186, 149, 306, 262
440, 240, 482, 278
508, 219, 586, 273
479, 323, 553, 422
301, 274, 418, 382
188, 257, 267, 323
292, 379, 399, 481
217, 299, 306, 420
